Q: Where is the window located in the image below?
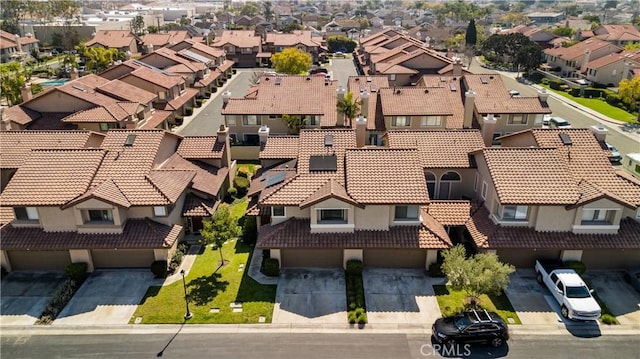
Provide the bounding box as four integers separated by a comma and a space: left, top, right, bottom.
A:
498, 205, 528, 220
389, 74, 396, 81
508, 114, 527, 125
394, 205, 419, 220
420, 116, 441, 127
481, 181, 488, 200
473, 173, 479, 192
100, 123, 117, 131
438, 172, 461, 199
244, 134, 260, 145
304, 115, 319, 126
243, 115, 259, 125
226, 116, 236, 126
269, 115, 278, 119
368, 133, 378, 145
224, 45, 235, 54
272, 206, 285, 217
492, 132, 502, 145
318, 209, 346, 224
581, 209, 612, 225
14, 207, 39, 220
392, 116, 409, 127
636, 164, 640, 174
534, 114, 543, 125
158, 91, 166, 100
241, 47, 252, 54
86, 209, 114, 224
426, 172, 436, 199
154, 206, 167, 217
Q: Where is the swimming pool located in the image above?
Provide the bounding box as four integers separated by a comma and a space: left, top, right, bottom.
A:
41, 79, 68, 86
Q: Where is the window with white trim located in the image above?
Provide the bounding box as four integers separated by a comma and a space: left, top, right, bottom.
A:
243, 115, 259, 125
241, 47, 252, 54
508, 114, 527, 125
392, 116, 409, 127
425, 172, 436, 199
481, 181, 488, 200
581, 209, 613, 225
318, 209, 347, 224
226, 116, 236, 126
389, 74, 396, 81
272, 206, 285, 217
154, 206, 167, 217
14, 207, 39, 220
420, 116, 441, 127
85, 209, 114, 224
473, 173, 479, 192
498, 205, 528, 221
394, 205, 419, 220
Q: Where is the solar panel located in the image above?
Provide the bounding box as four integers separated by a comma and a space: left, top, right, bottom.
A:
559, 133, 572, 146
181, 50, 212, 64
124, 134, 136, 146
309, 155, 337, 171
324, 135, 333, 147
265, 171, 286, 187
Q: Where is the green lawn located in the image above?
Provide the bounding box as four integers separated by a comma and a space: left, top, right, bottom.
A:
131, 200, 275, 324
433, 285, 521, 325
540, 84, 636, 123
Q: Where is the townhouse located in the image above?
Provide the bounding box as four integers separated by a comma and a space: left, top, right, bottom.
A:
0, 30, 39, 62
85, 30, 142, 55
583, 50, 640, 87
263, 30, 324, 64
142, 30, 192, 53
0, 127, 234, 271
584, 24, 640, 47
210, 30, 262, 68
544, 38, 622, 78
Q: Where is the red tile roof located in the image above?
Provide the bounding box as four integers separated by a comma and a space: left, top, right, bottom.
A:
544, 38, 620, 61
464, 74, 551, 114
177, 136, 224, 159
259, 136, 300, 160
386, 130, 484, 168
161, 153, 228, 197
143, 31, 191, 47
300, 178, 362, 209
182, 193, 218, 217
427, 201, 475, 225
141, 110, 172, 129
379, 87, 454, 116
97, 79, 157, 104
0, 219, 182, 250
211, 30, 261, 48
85, 30, 139, 49
2, 105, 41, 125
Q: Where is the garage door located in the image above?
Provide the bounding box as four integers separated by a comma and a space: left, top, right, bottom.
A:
8, 250, 71, 271
496, 249, 561, 268
581, 249, 640, 269
363, 249, 425, 268
92, 249, 155, 268
280, 249, 343, 268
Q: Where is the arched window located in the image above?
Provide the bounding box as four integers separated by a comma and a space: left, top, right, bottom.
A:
425, 172, 436, 199
438, 172, 461, 199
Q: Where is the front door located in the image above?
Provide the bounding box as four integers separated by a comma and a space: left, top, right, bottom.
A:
192, 217, 204, 233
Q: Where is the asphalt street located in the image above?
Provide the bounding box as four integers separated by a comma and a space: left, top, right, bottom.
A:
2, 332, 639, 359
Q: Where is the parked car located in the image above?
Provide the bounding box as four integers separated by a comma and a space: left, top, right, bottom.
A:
508, 89, 521, 97
535, 260, 601, 321
334, 51, 345, 58
605, 142, 622, 163
542, 114, 552, 127
548, 116, 572, 129
623, 268, 640, 293
432, 309, 509, 348
309, 67, 328, 75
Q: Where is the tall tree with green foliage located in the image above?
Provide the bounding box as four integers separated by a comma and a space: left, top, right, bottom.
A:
263, 1, 274, 21
130, 15, 145, 35
515, 43, 543, 74
280, 20, 303, 33
441, 245, 515, 305
327, 36, 357, 53
465, 19, 477, 46
337, 91, 360, 127
200, 204, 241, 267
283, 114, 306, 134
0, 61, 29, 106
552, 26, 576, 37
619, 77, 640, 113
80, 46, 123, 73
271, 48, 312, 74
240, 2, 259, 16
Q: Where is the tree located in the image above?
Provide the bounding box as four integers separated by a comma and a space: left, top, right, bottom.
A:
337, 91, 360, 127
281, 20, 303, 33
624, 43, 640, 51
283, 114, 306, 134
200, 204, 241, 267
515, 43, 543, 74
179, 17, 191, 26
619, 77, 640, 112
500, 13, 529, 26
240, 3, 259, 16
445, 33, 465, 51
441, 245, 515, 305
81, 46, 122, 73
263, 1, 273, 21
271, 48, 312, 75
0, 61, 29, 106
327, 35, 357, 53
130, 15, 145, 35
552, 26, 576, 37
465, 19, 477, 46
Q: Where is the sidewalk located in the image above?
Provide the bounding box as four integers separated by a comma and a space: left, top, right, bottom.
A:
152, 244, 202, 287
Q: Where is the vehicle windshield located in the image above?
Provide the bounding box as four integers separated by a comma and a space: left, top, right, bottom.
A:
566, 286, 591, 298
454, 314, 472, 330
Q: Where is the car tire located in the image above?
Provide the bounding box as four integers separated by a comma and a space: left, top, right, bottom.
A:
536, 272, 543, 284
561, 305, 569, 319
490, 337, 504, 348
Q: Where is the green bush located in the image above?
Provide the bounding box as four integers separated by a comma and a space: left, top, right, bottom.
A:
605, 93, 621, 106
195, 99, 203, 107
569, 87, 581, 97
348, 311, 357, 324
357, 312, 367, 324
601, 314, 617, 325
564, 261, 586, 275
184, 107, 193, 116
212, 87, 218, 93
37, 278, 80, 325
541, 78, 550, 85
233, 176, 250, 196
242, 216, 258, 244
528, 73, 544, 83
174, 115, 184, 125
549, 80, 563, 90
65, 262, 88, 282
237, 170, 249, 178
204, 91, 212, 98
261, 257, 280, 276
584, 88, 605, 98
227, 186, 238, 198
346, 259, 363, 275
428, 262, 445, 277
150, 260, 168, 278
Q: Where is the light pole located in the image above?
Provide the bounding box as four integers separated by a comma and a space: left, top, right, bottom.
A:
180, 269, 192, 320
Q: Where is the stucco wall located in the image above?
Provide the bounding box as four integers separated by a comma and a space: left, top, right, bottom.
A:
38, 206, 78, 231
354, 205, 390, 230
26, 91, 94, 113
534, 205, 574, 231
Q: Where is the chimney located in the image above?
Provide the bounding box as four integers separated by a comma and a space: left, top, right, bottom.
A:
463, 90, 475, 128
336, 86, 346, 127
147, 44, 154, 54
217, 124, 234, 181
481, 114, 498, 147
355, 115, 367, 148
15, 34, 22, 53
360, 90, 369, 118
590, 123, 608, 142
70, 68, 79, 80
258, 124, 270, 144
537, 88, 549, 103
580, 50, 591, 73
622, 62, 632, 81
222, 90, 231, 108
20, 84, 32, 102
452, 57, 462, 76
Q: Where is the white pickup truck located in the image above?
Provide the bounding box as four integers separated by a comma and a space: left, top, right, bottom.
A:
535, 260, 601, 321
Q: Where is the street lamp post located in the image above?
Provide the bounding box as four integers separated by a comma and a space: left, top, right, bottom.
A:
180, 269, 192, 320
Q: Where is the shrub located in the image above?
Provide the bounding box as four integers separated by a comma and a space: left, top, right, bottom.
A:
601, 314, 617, 325
150, 260, 168, 278
65, 262, 88, 282
195, 99, 203, 107
346, 259, 363, 276
605, 93, 621, 106
233, 176, 250, 196
184, 107, 193, 116
564, 261, 586, 275
584, 88, 605, 98
541, 78, 550, 85
348, 311, 357, 324
174, 115, 184, 125
212, 87, 218, 93
36, 278, 80, 325
242, 216, 258, 244
227, 186, 238, 198
204, 91, 211, 98
237, 170, 249, 178
357, 313, 367, 324
549, 80, 563, 90
528, 72, 544, 83
261, 257, 280, 276
428, 262, 445, 277
569, 87, 581, 97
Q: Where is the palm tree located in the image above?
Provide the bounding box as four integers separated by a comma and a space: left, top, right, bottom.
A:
337, 91, 360, 127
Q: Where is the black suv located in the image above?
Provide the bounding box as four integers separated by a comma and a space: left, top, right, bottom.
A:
432, 310, 509, 348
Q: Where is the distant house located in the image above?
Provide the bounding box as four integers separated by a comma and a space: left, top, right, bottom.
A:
85, 30, 142, 55
263, 30, 324, 63
526, 12, 565, 25
142, 30, 192, 53
500, 25, 558, 48
544, 38, 622, 78
583, 50, 640, 86
591, 24, 640, 47
0, 30, 39, 62
210, 30, 262, 67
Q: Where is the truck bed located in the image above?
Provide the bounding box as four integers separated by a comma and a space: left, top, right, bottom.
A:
536, 259, 567, 274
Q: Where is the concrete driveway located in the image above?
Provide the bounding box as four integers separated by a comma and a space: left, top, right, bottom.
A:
362, 268, 442, 325
505, 269, 561, 325
1, 272, 66, 325
584, 270, 640, 326
53, 270, 154, 326
272, 268, 347, 324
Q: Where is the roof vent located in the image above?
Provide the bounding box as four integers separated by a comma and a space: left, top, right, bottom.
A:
480, 76, 488, 84
275, 77, 281, 85
306, 76, 311, 81
424, 89, 429, 93
324, 134, 333, 147
124, 134, 136, 146
449, 83, 457, 91
395, 89, 401, 94
366, 76, 372, 83
72, 84, 86, 92
559, 133, 572, 146
489, 75, 494, 80
355, 77, 360, 82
